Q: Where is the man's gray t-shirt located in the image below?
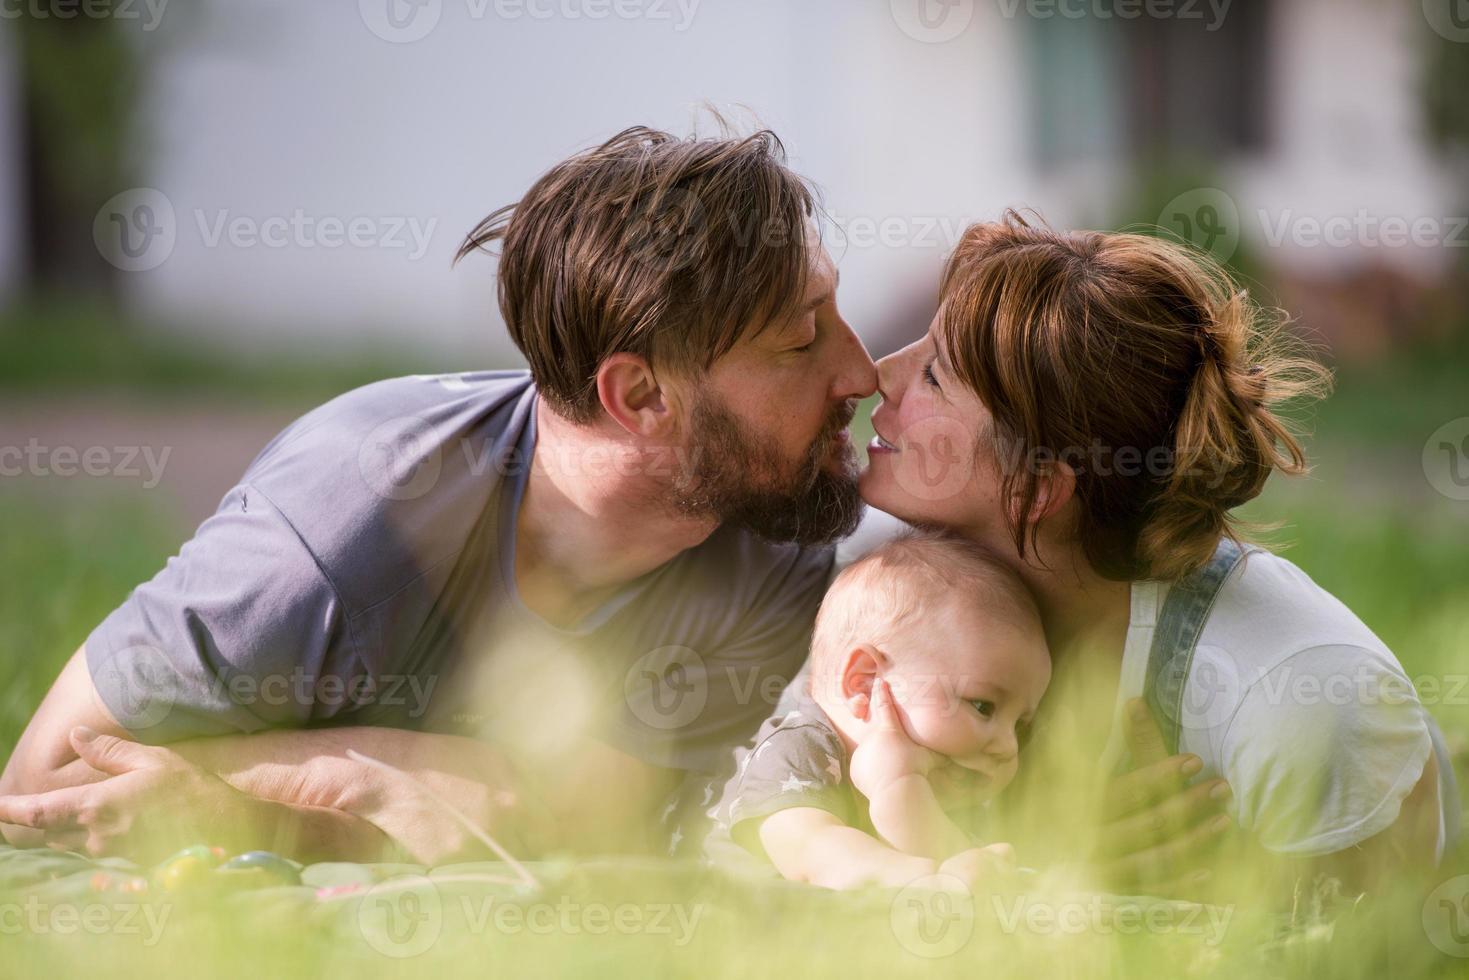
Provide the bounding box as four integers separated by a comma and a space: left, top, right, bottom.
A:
85, 371, 832, 775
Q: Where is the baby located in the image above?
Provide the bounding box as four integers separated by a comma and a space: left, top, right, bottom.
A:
703, 529, 1051, 889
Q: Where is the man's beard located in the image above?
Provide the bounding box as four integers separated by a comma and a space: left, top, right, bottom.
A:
668, 393, 864, 546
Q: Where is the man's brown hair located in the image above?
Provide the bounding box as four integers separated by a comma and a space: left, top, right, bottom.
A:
456, 125, 817, 423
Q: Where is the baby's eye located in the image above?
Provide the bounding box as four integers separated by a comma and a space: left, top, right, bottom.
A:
968, 699, 996, 718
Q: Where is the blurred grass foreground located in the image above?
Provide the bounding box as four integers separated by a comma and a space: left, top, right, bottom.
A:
1, 303, 1467, 978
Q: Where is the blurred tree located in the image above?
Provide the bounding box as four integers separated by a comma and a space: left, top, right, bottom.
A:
1423, 19, 1469, 151
1421, 15, 1469, 323
13, 0, 145, 296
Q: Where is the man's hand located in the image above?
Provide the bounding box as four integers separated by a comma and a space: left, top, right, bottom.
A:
1091, 699, 1232, 896
3, 645, 673, 864
849, 677, 942, 800
0, 727, 268, 860
0, 727, 388, 864
0, 646, 518, 864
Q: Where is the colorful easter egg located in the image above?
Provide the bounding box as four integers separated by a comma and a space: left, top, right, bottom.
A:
217, 851, 302, 888
155, 844, 226, 891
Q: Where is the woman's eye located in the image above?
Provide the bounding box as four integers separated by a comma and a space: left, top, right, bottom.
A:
969, 699, 995, 718
922, 361, 940, 387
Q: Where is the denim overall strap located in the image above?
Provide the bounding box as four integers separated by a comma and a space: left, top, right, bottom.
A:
1142, 537, 1250, 755
1141, 538, 1461, 857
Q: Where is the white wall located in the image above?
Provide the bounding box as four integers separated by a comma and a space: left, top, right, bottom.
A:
1235, 0, 1460, 279
120, 0, 1039, 359
4, 0, 1450, 356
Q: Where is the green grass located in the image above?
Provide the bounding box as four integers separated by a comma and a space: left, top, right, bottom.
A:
1, 313, 1467, 979
0, 493, 180, 754
0, 300, 481, 406
1301, 326, 1469, 450
0, 855, 1407, 980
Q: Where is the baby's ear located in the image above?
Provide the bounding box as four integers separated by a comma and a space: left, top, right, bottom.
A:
840, 645, 883, 721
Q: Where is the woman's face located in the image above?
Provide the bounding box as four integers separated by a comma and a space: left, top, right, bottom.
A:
860, 315, 1005, 532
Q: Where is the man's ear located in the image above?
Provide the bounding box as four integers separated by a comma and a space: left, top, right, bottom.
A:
595, 353, 677, 438
840, 644, 887, 722
1007, 455, 1077, 529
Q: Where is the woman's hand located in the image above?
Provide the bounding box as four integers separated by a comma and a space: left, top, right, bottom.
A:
1091, 699, 1233, 897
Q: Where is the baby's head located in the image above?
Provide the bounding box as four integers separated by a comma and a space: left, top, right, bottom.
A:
810, 530, 1050, 803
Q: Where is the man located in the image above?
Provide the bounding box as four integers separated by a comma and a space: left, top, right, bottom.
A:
0, 125, 878, 864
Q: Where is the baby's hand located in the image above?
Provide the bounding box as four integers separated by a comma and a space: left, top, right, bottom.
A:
938, 843, 1016, 891
849, 677, 942, 800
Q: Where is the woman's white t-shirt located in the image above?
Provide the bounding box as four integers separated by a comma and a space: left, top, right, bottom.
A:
1099, 548, 1434, 856
838, 510, 1437, 857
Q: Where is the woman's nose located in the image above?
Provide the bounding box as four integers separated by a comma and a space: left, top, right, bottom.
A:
875, 343, 917, 403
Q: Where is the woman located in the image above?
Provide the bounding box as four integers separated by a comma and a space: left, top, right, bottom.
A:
851, 212, 1455, 896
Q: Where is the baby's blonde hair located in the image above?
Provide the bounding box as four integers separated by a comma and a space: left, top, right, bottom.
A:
809, 529, 1040, 703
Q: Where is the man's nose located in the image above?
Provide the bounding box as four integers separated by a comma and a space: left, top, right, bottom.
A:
831, 320, 877, 401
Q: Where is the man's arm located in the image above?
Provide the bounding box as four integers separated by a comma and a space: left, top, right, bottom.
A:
1, 646, 510, 862
2, 646, 671, 864
0, 647, 415, 862
1, 725, 392, 864
1, 647, 127, 800
190, 722, 682, 860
